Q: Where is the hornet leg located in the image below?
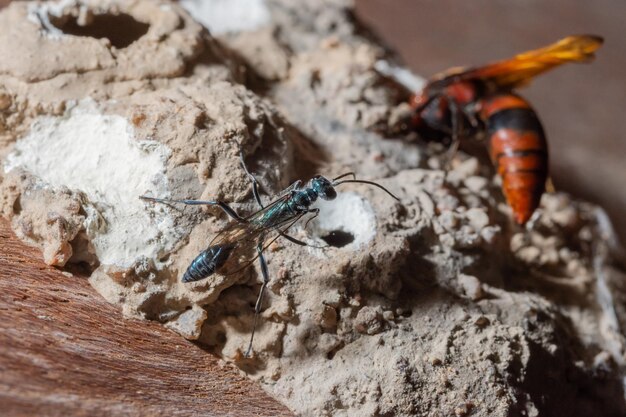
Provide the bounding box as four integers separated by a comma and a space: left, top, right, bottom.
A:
444, 99, 463, 173
139, 196, 245, 222
246, 242, 270, 358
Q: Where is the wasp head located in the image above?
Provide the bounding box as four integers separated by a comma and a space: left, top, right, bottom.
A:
311, 175, 337, 200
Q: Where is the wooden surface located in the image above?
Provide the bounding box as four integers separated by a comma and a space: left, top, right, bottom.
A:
0, 220, 292, 417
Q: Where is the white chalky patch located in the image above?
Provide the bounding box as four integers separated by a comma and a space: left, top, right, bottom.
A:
4, 101, 179, 267
180, 0, 271, 35
27, 0, 84, 38
308, 192, 377, 251
374, 60, 426, 92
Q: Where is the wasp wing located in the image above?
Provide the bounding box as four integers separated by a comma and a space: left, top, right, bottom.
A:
221, 212, 307, 277
207, 194, 303, 276
427, 35, 603, 92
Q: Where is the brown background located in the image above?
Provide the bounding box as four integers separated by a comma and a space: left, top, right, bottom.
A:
356, 0, 626, 243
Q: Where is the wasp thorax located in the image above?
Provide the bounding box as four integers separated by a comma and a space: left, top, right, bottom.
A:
311, 176, 337, 201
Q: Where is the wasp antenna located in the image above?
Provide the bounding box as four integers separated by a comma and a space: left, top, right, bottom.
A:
332, 172, 357, 182
334, 179, 400, 201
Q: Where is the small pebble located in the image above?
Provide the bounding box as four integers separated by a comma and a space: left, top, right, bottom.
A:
454, 407, 466, 416
593, 351, 614, 371
317, 305, 338, 330
458, 274, 484, 301
480, 225, 500, 244
165, 307, 207, 340
510, 233, 527, 252
464, 176, 488, 193
439, 233, 456, 247
466, 208, 489, 231
474, 316, 490, 328
439, 211, 458, 230
0, 92, 12, 110
355, 306, 385, 335
517, 246, 541, 263
382, 310, 395, 321
552, 206, 578, 228
452, 157, 480, 178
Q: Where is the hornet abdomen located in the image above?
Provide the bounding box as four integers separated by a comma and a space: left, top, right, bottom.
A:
182, 244, 235, 283
481, 94, 548, 225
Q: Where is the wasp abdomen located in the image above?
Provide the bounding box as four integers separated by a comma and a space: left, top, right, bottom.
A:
481, 94, 548, 225
182, 244, 235, 283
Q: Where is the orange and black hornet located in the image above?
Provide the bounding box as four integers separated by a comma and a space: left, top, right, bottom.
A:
409, 35, 603, 224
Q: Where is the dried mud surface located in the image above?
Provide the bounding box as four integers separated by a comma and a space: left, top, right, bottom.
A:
1, 1, 626, 416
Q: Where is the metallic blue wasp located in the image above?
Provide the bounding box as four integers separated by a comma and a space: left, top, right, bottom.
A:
141, 147, 399, 356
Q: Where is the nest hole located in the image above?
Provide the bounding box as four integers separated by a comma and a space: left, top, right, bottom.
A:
320, 230, 355, 248
49, 12, 150, 49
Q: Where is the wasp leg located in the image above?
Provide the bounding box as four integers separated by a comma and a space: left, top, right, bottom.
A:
239, 146, 307, 208
303, 208, 320, 230
281, 209, 328, 249
275, 209, 327, 249
279, 232, 308, 246
240, 149, 303, 206
280, 231, 326, 249
239, 147, 265, 209
281, 233, 328, 249
245, 242, 270, 358
139, 196, 245, 222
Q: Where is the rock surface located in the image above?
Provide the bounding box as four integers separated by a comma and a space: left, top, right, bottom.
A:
1, 1, 625, 416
